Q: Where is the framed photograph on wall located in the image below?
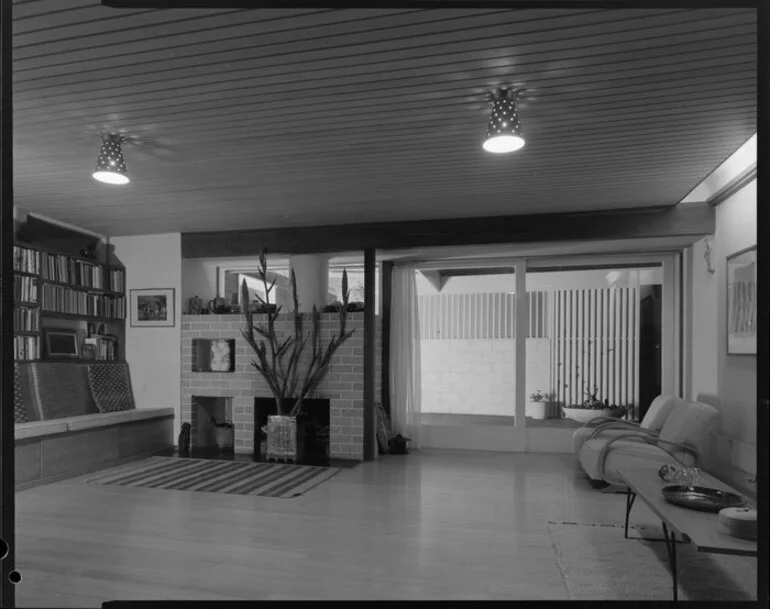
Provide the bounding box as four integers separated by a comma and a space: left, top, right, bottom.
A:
130, 288, 175, 327
726, 245, 757, 355
44, 328, 79, 358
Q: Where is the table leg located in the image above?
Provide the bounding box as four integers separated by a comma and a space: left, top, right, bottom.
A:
661, 521, 678, 601
625, 488, 636, 539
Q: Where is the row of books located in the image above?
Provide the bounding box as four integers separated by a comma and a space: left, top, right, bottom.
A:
109, 269, 125, 294
14, 335, 40, 361
14, 307, 39, 332
83, 336, 120, 361
14, 275, 38, 303
41, 285, 127, 319
13, 245, 40, 275
41, 253, 106, 289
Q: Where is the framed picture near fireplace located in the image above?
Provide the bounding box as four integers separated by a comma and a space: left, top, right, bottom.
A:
726, 245, 757, 355
131, 288, 175, 327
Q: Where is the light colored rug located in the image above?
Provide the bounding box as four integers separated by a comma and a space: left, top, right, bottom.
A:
548, 521, 757, 601
86, 456, 341, 498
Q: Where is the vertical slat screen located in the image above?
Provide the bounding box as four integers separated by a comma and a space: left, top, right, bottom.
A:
417, 291, 549, 339
551, 287, 638, 407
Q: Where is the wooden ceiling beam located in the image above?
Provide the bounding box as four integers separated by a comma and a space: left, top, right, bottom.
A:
181, 204, 714, 258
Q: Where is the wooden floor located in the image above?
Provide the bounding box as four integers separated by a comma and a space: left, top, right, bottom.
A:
14, 449, 661, 605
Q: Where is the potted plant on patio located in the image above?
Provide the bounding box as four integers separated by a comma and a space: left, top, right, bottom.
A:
240, 250, 355, 463
526, 389, 550, 420
561, 385, 631, 424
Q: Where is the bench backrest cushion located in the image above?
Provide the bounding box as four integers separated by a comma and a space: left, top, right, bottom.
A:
14, 363, 28, 423
28, 362, 99, 420
88, 362, 136, 413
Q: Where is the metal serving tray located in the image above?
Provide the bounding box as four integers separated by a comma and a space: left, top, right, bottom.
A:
661, 485, 746, 512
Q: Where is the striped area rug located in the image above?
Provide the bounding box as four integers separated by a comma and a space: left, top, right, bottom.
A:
86, 457, 341, 498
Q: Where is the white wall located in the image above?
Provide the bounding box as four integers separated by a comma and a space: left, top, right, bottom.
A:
112, 234, 183, 439
688, 179, 756, 486
420, 338, 550, 416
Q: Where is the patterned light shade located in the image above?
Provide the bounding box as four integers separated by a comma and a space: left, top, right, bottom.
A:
93, 133, 129, 185
483, 87, 525, 153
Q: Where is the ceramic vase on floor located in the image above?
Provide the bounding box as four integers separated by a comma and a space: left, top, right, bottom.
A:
266, 415, 299, 462
214, 425, 234, 452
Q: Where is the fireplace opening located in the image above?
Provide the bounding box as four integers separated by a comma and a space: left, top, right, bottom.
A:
253, 397, 330, 465
192, 396, 233, 451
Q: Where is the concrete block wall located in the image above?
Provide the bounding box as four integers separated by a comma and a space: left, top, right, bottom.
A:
420, 338, 551, 416
181, 313, 365, 460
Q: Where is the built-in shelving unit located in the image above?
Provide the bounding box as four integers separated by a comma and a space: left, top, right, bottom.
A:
13, 242, 126, 361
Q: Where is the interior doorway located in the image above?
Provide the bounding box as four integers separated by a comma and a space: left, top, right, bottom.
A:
638, 284, 663, 422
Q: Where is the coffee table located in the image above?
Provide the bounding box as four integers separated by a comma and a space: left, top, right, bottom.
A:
617, 466, 757, 601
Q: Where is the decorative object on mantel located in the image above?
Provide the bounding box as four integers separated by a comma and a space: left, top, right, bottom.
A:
661, 485, 746, 512
130, 288, 175, 327
212, 417, 234, 452
178, 422, 191, 454
726, 245, 756, 355
718, 507, 757, 540
188, 295, 203, 315
208, 297, 231, 314
241, 250, 355, 463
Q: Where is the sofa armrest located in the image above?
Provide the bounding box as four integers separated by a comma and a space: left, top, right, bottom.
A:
582, 416, 618, 428
596, 432, 700, 481
588, 421, 655, 441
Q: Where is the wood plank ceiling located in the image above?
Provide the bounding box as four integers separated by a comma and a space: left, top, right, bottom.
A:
12, 1, 757, 237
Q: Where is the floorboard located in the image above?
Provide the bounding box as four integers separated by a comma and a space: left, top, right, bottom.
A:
14, 449, 660, 605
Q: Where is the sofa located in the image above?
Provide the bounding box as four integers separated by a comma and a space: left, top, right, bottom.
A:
578, 398, 720, 486
14, 361, 174, 489
571, 394, 686, 456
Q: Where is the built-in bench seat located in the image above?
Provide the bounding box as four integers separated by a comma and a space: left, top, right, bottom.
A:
15, 407, 175, 439
14, 361, 174, 489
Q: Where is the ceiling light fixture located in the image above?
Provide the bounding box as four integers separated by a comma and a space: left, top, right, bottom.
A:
483, 87, 526, 154
93, 133, 129, 185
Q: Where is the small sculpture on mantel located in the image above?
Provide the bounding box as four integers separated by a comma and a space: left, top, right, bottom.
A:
188, 295, 203, 315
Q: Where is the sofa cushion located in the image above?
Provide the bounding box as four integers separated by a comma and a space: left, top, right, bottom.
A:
88, 362, 136, 413
640, 395, 686, 431
580, 436, 688, 484
66, 408, 175, 432
14, 419, 69, 441
657, 400, 719, 459
28, 362, 99, 420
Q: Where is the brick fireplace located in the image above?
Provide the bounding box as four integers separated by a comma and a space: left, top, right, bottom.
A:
181, 313, 381, 461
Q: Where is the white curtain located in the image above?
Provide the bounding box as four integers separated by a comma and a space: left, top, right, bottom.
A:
389, 264, 422, 449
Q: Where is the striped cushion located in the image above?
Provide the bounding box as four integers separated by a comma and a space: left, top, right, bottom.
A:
13, 363, 27, 424
88, 362, 136, 413
29, 362, 99, 420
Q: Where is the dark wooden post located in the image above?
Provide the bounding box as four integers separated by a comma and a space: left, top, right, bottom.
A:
363, 249, 376, 461
381, 261, 393, 415
0, 0, 15, 603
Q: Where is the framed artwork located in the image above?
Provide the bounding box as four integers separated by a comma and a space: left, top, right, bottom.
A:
726, 245, 756, 355
130, 288, 175, 327
44, 328, 79, 358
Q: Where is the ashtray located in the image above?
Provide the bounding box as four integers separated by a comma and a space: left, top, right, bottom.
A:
661, 485, 746, 512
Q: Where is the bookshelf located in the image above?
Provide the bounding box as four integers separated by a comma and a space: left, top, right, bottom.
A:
13, 242, 126, 362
